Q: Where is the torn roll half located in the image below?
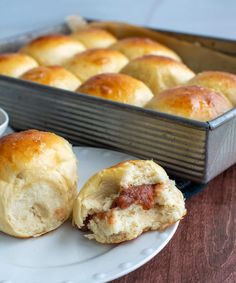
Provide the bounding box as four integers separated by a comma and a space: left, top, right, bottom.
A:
73, 160, 186, 244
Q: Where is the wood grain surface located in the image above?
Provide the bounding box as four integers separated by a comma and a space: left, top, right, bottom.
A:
112, 164, 236, 283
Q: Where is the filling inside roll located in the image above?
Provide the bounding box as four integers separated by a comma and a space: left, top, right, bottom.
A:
82, 183, 160, 230
112, 184, 157, 209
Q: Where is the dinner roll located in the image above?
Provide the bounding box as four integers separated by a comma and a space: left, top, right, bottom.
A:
20, 66, 81, 91
73, 160, 186, 244
20, 34, 86, 66
64, 48, 128, 82
121, 55, 195, 95
0, 130, 78, 238
110, 37, 181, 61
146, 86, 233, 121
0, 53, 38, 78
186, 71, 236, 106
77, 73, 153, 106
71, 27, 117, 48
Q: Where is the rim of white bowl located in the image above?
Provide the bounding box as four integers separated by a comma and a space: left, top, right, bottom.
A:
0, 107, 9, 129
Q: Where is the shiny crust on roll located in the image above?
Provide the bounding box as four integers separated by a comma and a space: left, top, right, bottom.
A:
0, 130, 78, 238
77, 73, 153, 106
20, 66, 81, 91
73, 160, 186, 244
0, 53, 38, 78
71, 27, 117, 48
110, 37, 181, 61
186, 71, 236, 106
64, 48, 128, 82
146, 85, 233, 121
121, 55, 195, 95
20, 34, 86, 66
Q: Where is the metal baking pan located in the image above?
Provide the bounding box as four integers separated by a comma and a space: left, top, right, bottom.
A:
0, 21, 235, 183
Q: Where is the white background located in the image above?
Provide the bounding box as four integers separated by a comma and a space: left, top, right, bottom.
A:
0, 0, 235, 40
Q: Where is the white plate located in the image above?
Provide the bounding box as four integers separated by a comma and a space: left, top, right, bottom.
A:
0, 107, 9, 137
0, 146, 179, 283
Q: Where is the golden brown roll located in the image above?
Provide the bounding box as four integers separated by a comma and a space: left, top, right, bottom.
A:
64, 48, 128, 82
73, 160, 186, 244
77, 73, 153, 106
186, 71, 236, 106
121, 55, 195, 95
0, 53, 38, 78
20, 34, 86, 66
0, 130, 78, 238
146, 86, 233, 121
20, 66, 81, 91
110, 37, 181, 61
71, 27, 117, 48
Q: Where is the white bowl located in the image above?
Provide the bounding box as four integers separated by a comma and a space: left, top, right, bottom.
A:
0, 108, 9, 137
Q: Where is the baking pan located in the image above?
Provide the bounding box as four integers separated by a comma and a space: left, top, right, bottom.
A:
0, 20, 235, 183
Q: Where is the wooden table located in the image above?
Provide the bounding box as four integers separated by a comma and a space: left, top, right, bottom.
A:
113, 164, 236, 283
